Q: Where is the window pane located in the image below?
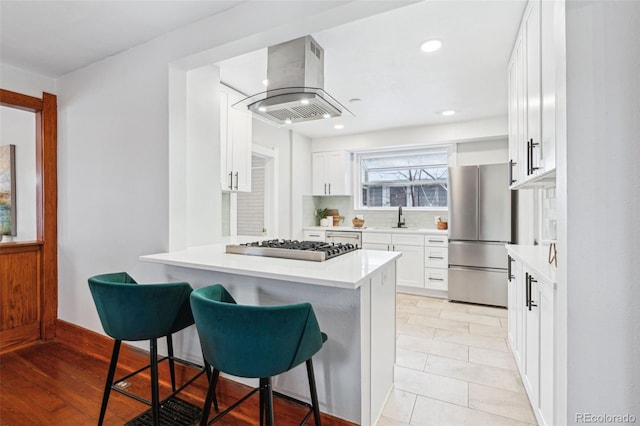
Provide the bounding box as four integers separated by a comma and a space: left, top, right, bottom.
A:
359, 150, 448, 208
360, 151, 448, 207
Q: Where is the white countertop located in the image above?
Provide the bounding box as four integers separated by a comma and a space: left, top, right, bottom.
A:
140, 239, 402, 290
304, 226, 448, 235
506, 244, 557, 284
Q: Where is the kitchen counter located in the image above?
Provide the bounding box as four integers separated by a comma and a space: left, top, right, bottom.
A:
140, 240, 401, 290
506, 244, 557, 284
304, 225, 448, 235
140, 238, 398, 424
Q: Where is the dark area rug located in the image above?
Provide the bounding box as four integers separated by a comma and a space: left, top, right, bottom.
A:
125, 396, 202, 426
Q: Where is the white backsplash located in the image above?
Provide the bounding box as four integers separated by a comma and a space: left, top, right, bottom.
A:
312, 196, 447, 229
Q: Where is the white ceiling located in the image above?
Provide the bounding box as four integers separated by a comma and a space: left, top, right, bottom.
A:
0, 0, 526, 139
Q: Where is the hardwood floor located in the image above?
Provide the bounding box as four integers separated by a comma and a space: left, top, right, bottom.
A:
0, 339, 356, 426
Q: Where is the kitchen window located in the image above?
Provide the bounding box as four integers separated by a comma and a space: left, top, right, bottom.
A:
355, 148, 449, 210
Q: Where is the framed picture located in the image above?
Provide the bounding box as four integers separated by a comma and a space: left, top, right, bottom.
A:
0, 144, 17, 236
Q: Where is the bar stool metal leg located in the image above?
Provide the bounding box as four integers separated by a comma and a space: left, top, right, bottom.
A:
261, 378, 275, 426
167, 334, 176, 391
306, 359, 322, 426
150, 338, 160, 426
98, 340, 121, 426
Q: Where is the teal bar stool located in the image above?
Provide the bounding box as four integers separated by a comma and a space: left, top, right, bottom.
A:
88, 272, 217, 426
190, 284, 327, 426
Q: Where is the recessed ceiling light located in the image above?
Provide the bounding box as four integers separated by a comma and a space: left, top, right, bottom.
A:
420, 39, 442, 53
262, 79, 269, 86
334, 124, 344, 130
322, 113, 331, 119
301, 99, 310, 105
441, 110, 456, 116
258, 106, 267, 113
284, 118, 292, 124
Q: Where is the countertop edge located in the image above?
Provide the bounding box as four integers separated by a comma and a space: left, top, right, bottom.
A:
140, 245, 402, 290
506, 244, 557, 285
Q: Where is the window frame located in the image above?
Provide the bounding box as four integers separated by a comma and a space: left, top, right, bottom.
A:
353, 146, 451, 211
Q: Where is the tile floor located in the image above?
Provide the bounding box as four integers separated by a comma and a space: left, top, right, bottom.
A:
378, 293, 537, 426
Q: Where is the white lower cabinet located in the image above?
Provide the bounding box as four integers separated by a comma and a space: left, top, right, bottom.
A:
424, 235, 448, 291
507, 252, 555, 426
362, 232, 426, 289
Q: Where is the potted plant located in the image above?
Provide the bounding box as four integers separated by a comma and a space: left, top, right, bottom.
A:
315, 208, 329, 226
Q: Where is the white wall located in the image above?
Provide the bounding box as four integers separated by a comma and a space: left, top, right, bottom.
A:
0, 107, 37, 241
311, 115, 507, 152
564, 1, 640, 422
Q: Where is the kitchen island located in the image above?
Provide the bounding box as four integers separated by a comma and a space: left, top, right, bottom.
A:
140, 240, 401, 425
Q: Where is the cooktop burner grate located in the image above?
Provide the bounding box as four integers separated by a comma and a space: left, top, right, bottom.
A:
225, 240, 358, 261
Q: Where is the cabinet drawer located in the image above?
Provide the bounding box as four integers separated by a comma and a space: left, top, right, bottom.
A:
425, 247, 448, 268
303, 230, 325, 242
392, 234, 424, 246
425, 268, 448, 291
362, 233, 392, 245
425, 234, 448, 247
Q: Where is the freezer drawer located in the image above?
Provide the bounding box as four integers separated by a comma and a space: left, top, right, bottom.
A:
448, 241, 507, 270
448, 266, 507, 307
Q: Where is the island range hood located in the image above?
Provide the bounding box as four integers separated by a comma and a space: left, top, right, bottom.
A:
233, 35, 352, 126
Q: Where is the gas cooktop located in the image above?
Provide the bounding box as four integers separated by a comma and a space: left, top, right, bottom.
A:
225, 239, 358, 262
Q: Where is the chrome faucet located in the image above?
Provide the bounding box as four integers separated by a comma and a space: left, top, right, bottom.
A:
397, 206, 406, 228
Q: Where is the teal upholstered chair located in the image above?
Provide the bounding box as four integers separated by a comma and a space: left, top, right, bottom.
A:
88, 272, 216, 426
190, 284, 327, 426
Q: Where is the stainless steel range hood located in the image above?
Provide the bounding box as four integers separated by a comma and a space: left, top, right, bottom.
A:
234, 35, 352, 126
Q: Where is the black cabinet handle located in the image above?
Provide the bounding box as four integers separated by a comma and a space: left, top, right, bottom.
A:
528, 275, 538, 310
328, 183, 331, 195
508, 255, 515, 282
234, 172, 239, 190
324, 183, 327, 195
428, 277, 444, 281
229, 171, 233, 190
509, 159, 517, 185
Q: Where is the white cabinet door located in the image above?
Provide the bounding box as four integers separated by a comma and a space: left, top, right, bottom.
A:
229, 103, 252, 192
514, 260, 526, 366
312, 154, 328, 195
508, 50, 522, 188
524, 0, 541, 180
538, 278, 555, 426
394, 244, 424, 288
540, 0, 556, 173
220, 86, 252, 192
312, 151, 351, 196
362, 232, 392, 245
523, 271, 540, 408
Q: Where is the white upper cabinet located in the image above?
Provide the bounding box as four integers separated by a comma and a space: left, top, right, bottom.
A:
220, 86, 252, 192
508, 0, 558, 189
312, 151, 351, 196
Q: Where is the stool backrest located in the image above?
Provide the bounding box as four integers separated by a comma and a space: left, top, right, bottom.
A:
190, 285, 324, 379
88, 272, 193, 341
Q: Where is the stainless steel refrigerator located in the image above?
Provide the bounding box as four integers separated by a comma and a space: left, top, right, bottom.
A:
447, 164, 515, 307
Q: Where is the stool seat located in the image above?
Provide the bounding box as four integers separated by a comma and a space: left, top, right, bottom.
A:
190, 284, 326, 426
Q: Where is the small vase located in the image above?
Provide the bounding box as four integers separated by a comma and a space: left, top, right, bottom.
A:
320, 218, 329, 227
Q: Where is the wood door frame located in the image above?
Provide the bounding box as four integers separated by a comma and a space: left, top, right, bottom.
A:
0, 89, 58, 349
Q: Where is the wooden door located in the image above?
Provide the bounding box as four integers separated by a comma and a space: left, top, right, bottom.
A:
0, 89, 57, 353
